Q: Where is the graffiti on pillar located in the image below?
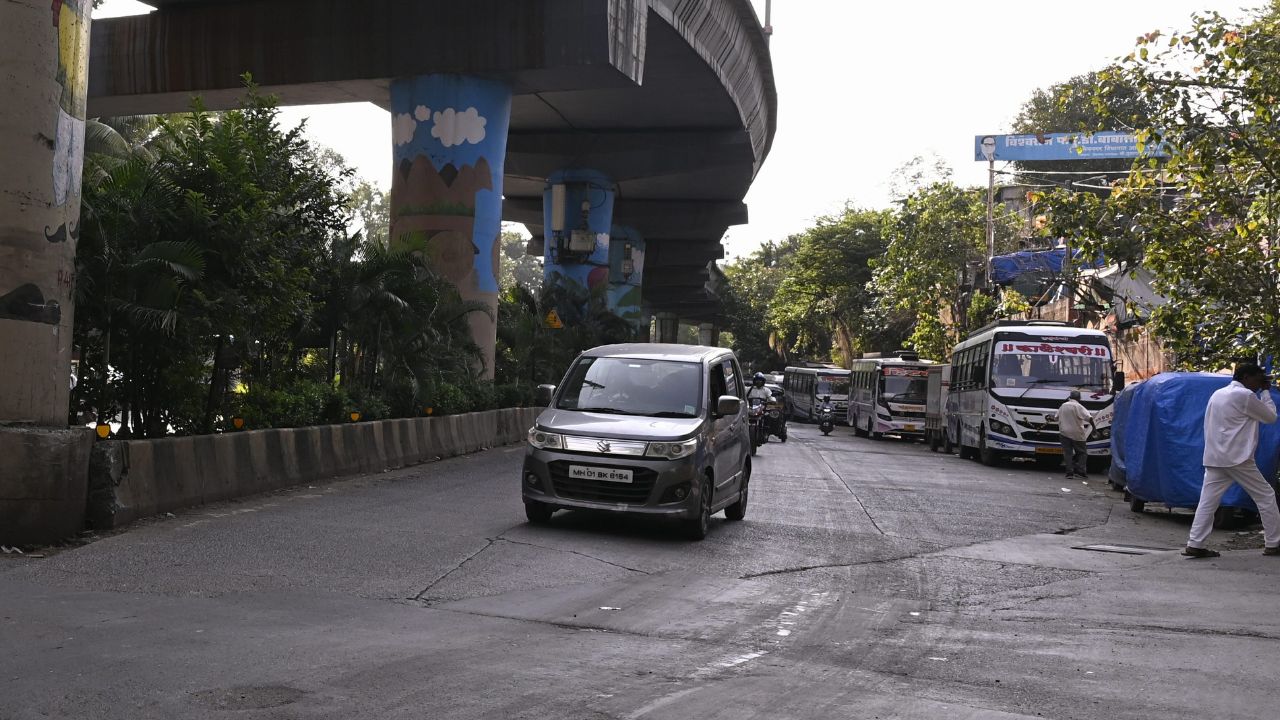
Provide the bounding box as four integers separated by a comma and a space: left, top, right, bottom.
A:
43, 221, 78, 243
51, 0, 90, 208
0, 284, 61, 326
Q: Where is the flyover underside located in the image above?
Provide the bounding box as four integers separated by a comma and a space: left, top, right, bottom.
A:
88, 0, 776, 323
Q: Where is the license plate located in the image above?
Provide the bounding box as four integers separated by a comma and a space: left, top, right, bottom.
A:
903, 424, 917, 432
569, 465, 634, 483
1035, 447, 1064, 455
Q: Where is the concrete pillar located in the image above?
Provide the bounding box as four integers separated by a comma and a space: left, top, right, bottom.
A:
388, 74, 512, 379
542, 169, 616, 325
607, 224, 646, 332
654, 312, 679, 344
0, 0, 89, 425
698, 322, 720, 347
0, 0, 96, 546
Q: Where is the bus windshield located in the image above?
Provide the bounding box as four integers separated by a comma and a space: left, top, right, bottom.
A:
816, 375, 850, 396
881, 376, 928, 403
990, 345, 1111, 392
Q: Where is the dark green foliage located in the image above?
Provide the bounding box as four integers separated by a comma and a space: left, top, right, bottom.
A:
71, 81, 510, 436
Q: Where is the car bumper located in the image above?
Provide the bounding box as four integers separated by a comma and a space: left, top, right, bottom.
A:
521, 448, 704, 519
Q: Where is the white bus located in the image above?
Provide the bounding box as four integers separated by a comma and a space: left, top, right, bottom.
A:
783, 366, 851, 423
946, 321, 1116, 467
847, 352, 937, 440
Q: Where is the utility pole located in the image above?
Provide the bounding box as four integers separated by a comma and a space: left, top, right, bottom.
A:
986, 157, 995, 287
763, 0, 773, 43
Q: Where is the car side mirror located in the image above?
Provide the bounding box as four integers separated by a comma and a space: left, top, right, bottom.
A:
715, 395, 742, 418
1112, 371, 1126, 394
536, 384, 556, 406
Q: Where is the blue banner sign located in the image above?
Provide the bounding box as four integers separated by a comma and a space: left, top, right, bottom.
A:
974, 132, 1167, 162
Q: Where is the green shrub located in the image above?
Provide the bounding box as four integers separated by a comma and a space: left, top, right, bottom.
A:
494, 383, 535, 408
236, 379, 349, 429
466, 381, 497, 413
431, 382, 471, 416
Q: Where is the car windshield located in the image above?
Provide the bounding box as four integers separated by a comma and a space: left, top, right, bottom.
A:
816, 376, 850, 396
556, 357, 703, 418
990, 350, 1111, 392
881, 376, 928, 403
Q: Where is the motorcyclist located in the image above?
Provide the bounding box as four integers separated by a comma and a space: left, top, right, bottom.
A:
818, 395, 834, 412
746, 372, 773, 403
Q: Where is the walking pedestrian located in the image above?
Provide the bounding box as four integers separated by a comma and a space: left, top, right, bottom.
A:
1057, 390, 1093, 479
1184, 363, 1280, 559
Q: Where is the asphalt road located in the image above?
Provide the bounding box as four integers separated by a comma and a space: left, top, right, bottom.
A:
3, 422, 1278, 720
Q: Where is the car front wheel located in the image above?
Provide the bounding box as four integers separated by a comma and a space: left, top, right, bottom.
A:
684, 478, 713, 540
725, 465, 750, 522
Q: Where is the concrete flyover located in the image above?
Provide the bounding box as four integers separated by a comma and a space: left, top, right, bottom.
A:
0, 0, 773, 546
87, 0, 778, 331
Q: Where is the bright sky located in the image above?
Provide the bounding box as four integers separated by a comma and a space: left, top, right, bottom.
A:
97, 0, 1256, 258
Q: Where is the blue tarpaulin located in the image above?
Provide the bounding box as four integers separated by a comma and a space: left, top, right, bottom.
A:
1118, 372, 1280, 509
1108, 382, 1140, 487
989, 248, 1104, 285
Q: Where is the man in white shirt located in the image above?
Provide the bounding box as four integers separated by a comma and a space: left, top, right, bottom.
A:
1057, 390, 1093, 479
1184, 363, 1280, 558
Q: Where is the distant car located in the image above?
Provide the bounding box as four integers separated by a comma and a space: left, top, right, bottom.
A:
522, 343, 753, 540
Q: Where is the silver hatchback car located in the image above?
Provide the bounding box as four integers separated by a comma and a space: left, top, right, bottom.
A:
521, 344, 753, 540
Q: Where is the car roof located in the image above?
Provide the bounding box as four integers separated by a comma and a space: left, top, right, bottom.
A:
583, 343, 732, 363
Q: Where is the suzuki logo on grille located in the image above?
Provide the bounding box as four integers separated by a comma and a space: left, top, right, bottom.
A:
597, 440, 612, 453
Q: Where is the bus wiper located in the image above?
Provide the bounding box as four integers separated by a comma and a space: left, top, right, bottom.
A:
1016, 378, 1065, 401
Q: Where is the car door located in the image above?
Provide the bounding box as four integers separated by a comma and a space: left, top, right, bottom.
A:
712, 358, 747, 505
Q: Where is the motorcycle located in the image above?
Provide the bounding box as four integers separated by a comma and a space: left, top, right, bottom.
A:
748, 398, 768, 454
818, 403, 835, 436
766, 400, 788, 442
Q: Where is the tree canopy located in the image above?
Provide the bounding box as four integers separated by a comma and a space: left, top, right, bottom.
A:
1040, 4, 1280, 365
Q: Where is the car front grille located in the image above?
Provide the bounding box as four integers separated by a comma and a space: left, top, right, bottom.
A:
548, 461, 658, 504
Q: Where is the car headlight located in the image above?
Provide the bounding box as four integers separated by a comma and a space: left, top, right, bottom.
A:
527, 427, 564, 450
990, 420, 1016, 436
646, 438, 699, 460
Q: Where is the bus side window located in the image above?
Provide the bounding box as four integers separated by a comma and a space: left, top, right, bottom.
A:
973, 343, 989, 390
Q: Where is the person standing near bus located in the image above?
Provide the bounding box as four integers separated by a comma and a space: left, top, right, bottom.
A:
1184, 363, 1280, 559
1057, 390, 1093, 479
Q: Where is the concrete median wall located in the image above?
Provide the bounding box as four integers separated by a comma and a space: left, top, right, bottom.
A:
89, 408, 541, 530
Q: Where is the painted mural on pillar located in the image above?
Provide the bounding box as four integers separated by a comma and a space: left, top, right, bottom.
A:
542, 171, 644, 332
51, 0, 89, 209
389, 75, 512, 376
606, 225, 646, 329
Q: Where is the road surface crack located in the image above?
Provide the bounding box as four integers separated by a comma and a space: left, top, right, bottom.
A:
494, 536, 652, 575
816, 450, 885, 535
411, 536, 499, 601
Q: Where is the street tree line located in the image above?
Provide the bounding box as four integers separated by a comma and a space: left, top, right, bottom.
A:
726, 3, 1280, 370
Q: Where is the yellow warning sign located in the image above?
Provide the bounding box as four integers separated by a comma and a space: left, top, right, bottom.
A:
544, 309, 564, 329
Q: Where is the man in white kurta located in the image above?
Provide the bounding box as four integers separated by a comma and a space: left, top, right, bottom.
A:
1184, 364, 1280, 558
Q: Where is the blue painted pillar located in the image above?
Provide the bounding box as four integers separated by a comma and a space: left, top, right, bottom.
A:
389, 74, 512, 379
607, 224, 646, 331
541, 169, 616, 325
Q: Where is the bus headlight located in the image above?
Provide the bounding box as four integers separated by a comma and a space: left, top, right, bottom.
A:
1089, 426, 1111, 441
990, 420, 1016, 437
